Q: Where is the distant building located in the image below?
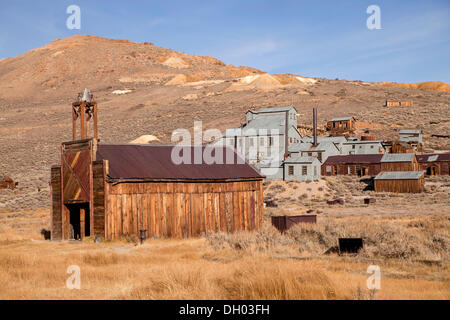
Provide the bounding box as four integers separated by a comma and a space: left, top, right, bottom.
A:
374, 171, 424, 193
321, 154, 383, 176
214, 106, 306, 181
417, 153, 450, 175
283, 155, 321, 181
395, 129, 423, 153
341, 140, 385, 155
326, 116, 356, 136
380, 153, 419, 171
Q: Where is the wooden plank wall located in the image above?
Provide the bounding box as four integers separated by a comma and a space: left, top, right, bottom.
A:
322, 163, 381, 176
50, 166, 62, 240
374, 177, 424, 193
105, 180, 263, 240
92, 160, 106, 237
381, 158, 418, 172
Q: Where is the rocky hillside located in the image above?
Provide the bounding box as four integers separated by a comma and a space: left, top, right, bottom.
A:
0, 35, 449, 212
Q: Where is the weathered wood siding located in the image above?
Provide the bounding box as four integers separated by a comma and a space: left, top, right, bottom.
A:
105, 180, 263, 240
419, 161, 450, 175
374, 177, 424, 193
321, 163, 381, 176
381, 159, 418, 172
92, 160, 107, 237
50, 166, 62, 240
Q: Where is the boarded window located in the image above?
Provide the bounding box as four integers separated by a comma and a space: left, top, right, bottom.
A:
288, 165, 294, 176
302, 166, 307, 175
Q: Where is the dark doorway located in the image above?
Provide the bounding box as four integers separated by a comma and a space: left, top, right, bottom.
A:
65, 203, 90, 240
426, 167, 436, 176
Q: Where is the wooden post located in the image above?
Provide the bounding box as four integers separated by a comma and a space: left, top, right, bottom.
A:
80, 208, 85, 239
72, 107, 77, 141
80, 102, 85, 140
86, 112, 90, 140
93, 102, 98, 141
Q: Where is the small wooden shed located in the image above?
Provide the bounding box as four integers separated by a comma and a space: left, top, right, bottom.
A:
326, 116, 355, 136
380, 153, 419, 171
50, 139, 265, 240
374, 171, 425, 193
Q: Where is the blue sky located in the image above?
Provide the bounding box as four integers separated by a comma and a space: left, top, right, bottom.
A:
0, 0, 449, 82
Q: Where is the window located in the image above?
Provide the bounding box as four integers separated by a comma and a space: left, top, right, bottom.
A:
302, 166, 307, 175
370, 145, 374, 149
326, 165, 332, 174
269, 136, 274, 146
348, 166, 353, 174
288, 165, 294, 176
308, 152, 312, 157
352, 145, 355, 149
359, 146, 362, 149
290, 137, 293, 143
249, 138, 254, 147
260, 137, 264, 146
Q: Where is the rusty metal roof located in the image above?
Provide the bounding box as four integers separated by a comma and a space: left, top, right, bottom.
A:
96, 144, 264, 181
323, 154, 383, 164
417, 153, 450, 162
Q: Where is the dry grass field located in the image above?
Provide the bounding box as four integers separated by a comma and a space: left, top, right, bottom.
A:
0, 177, 448, 300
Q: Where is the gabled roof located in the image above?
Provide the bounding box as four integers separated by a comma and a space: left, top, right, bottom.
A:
399, 129, 421, 134
284, 155, 318, 164
381, 153, 415, 163
250, 106, 297, 113
343, 140, 383, 145
324, 154, 383, 164
96, 144, 263, 181
329, 116, 354, 122
417, 153, 450, 162
374, 171, 424, 180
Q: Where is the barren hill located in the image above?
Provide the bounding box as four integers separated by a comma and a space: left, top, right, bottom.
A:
0, 35, 449, 212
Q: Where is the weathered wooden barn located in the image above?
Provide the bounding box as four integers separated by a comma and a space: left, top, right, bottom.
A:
50, 140, 265, 240
374, 171, 425, 193
321, 154, 383, 176
380, 153, 419, 171
50, 91, 264, 241
326, 116, 355, 136
417, 153, 450, 175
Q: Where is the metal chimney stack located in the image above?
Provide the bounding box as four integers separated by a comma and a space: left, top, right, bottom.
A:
313, 107, 318, 146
